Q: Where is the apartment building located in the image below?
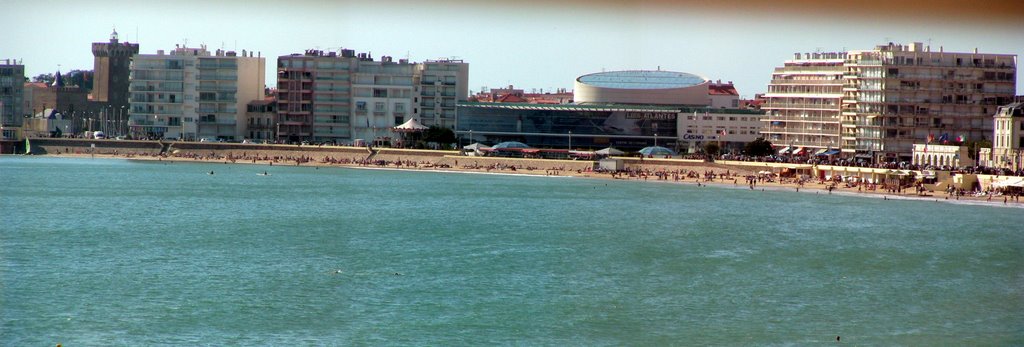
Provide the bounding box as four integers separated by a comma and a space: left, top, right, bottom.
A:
276, 49, 468, 144
128, 45, 265, 140
418, 59, 468, 128
761, 52, 846, 155
763, 42, 1017, 162
1, 59, 25, 133
992, 101, 1024, 170
245, 99, 276, 141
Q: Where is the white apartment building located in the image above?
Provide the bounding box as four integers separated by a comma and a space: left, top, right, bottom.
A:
679, 110, 764, 153
763, 42, 1016, 162
993, 101, 1024, 170
418, 59, 468, 129
761, 52, 846, 154
129, 45, 265, 140
276, 49, 468, 144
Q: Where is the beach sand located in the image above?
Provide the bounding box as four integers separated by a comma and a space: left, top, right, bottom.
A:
37, 151, 1024, 209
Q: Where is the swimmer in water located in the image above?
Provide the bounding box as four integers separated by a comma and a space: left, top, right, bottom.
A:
208, 171, 214, 175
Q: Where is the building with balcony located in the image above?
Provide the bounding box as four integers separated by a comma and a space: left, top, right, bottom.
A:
1, 59, 25, 134
245, 99, 276, 141
992, 101, 1024, 171
760, 52, 847, 156
276, 49, 468, 144
763, 42, 1017, 162
418, 59, 468, 129
128, 45, 265, 140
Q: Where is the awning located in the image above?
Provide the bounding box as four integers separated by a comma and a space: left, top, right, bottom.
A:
819, 149, 841, 156
777, 146, 791, 154
793, 147, 807, 156
813, 148, 828, 155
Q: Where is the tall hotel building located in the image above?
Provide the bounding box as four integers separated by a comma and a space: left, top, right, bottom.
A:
760, 52, 846, 153
276, 49, 467, 144
763, 42, 1016, 161
128, 45, 265, 140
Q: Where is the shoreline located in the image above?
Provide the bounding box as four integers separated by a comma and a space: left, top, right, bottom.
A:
10, 153, 1024, 209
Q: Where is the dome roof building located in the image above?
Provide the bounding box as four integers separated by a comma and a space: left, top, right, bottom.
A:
573, 70, 711, 106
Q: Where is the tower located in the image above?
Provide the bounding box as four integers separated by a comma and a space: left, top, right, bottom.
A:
91, 29, 139, 109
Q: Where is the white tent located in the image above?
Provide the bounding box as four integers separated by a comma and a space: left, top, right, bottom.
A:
392, 118, 428, 132
595, 147, 625, 156
463, 142, 490, 151
992, 177, 1024, 188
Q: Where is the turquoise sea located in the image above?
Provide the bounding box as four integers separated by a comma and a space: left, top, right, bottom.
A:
1, 156, 1022, 345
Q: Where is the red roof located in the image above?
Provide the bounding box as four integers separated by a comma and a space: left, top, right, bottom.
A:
496, 94, 528, 103
708, 84, 738, 96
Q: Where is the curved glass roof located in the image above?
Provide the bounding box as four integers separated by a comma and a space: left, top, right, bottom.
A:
577, 70, 707, 90
492, 141, 531, 149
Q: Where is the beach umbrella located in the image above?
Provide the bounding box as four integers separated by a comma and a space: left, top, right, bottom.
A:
639, 146, 676, 156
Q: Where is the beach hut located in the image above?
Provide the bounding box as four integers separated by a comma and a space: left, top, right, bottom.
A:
638, 146, 676, 157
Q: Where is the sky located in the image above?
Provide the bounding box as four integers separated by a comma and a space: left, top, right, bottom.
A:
4, 0, 1022, 98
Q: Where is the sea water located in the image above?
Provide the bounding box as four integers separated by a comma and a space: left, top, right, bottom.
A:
1, 156, 1022, 345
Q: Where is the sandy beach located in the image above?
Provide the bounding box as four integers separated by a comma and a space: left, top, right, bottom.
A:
34, 148, 1024, 209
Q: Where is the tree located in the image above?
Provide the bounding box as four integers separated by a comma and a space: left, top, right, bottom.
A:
743, 137, 774, 157
965, 139, 992, 161
704, 142, 720, 156
421, 126, 456, 148
32, 73, 55, 85
66, 70, 94, 92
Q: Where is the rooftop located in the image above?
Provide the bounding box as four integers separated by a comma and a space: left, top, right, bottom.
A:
458, 102, 763, 114
577, 70, 707, 90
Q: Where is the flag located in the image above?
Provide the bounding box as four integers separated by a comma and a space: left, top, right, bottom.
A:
956, 134, 965, 142
938, 133, 949, 144
720, 129, 727, 136
927, 133, 934, 143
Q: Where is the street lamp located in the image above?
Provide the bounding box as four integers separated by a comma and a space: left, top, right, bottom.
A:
568, 130, 572, 151
654, 133, 658, 147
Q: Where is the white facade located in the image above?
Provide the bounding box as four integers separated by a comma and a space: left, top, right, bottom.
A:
760, 53, 846, 153
678, 110, 764, 153
418, 60, 468, 129
763, 42, 1017, 162
129, 45, 265, 140
912, 144, 972, 167
992, 101, 1023, 170
574, 70, 711, 106
277, 50, 468, 144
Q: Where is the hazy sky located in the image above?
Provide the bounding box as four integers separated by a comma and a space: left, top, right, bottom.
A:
4, 0, 1022, 98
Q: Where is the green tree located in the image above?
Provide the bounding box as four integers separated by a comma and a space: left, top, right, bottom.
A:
965, 139, 992, 161
421, 126, 456, 147
704, 142, 720, 156
743, 137, 774, 157
32, 73, 54, 85
66, 70, 94, 92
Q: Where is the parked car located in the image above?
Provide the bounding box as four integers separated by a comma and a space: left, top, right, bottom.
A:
199, 137, 223, 143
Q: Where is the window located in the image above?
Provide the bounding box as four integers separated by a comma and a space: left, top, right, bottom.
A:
356, 101, 367, 111
395, 117, 404, 125
394, 103, 405, 113
373, 88, 388, 98
374, 102, 385, 111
